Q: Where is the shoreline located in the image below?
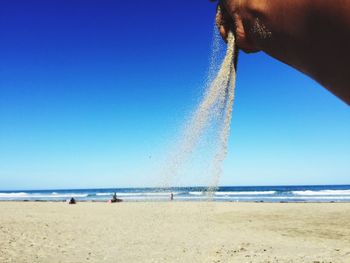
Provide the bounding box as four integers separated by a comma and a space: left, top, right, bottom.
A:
1, 200, 350, 203
2, 185, 350, 203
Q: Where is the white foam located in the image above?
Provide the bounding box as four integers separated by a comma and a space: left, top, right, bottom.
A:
0, 192, 28, 197
96, 192, 178, 197
215, 191, 276, 195
189, 191, 205, 195
39, 194, 88, 198
213, 196, 350, 200
189, 191, 276, 196
96, 193, 114, 196
115, 196, 172, 200
292, 190, 350, 196
0, 192, 88, 198
144, 192, 178, 196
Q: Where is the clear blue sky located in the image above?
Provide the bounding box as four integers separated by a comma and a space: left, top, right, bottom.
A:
0, 0, 349, 190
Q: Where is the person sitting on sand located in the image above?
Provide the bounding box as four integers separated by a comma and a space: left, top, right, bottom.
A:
111, 192, 118, 203
68, 197, 76, 204
109, 192, 122, 203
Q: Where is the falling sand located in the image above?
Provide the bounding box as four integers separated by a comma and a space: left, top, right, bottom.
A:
160, 28, 238, 195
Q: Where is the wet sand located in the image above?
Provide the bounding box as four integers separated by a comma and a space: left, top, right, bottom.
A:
1, 202, 349, 262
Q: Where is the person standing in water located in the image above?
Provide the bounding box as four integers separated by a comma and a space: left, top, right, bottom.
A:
211, 0, 350, 105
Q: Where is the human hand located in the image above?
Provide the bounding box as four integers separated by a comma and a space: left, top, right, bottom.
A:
212, 0, 270, 53
210, 0, 350, 104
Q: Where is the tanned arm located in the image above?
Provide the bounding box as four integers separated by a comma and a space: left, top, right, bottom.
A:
213, 0, 350, 104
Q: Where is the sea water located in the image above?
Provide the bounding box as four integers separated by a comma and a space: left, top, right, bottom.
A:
2, 185, 350, 202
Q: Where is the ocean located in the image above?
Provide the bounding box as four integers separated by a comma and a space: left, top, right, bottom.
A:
1, 185, 350, 202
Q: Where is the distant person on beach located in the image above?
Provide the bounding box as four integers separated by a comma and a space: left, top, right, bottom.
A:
111, 192, 118, 203
67, 197, 76, 204
170, 193, 174, 201
109, 192, 122, 203
211, 0, 350, 105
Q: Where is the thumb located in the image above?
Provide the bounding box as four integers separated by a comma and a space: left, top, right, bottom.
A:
221, 0, 261, 53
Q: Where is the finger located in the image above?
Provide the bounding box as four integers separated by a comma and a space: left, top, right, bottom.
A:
219, 26, 228, 43
215, 0, 260, 52
221, 1, 261, 53
216, 4, 234, 41
235, 14, 260, 52
222, 0, 241, 14
215, 5, 226, 40
215, 4, 223, 27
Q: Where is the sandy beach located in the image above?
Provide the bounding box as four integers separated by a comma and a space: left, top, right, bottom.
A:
0, 202, 349, 263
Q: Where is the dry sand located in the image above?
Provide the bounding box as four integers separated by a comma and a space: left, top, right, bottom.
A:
1, 202, 350, 263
